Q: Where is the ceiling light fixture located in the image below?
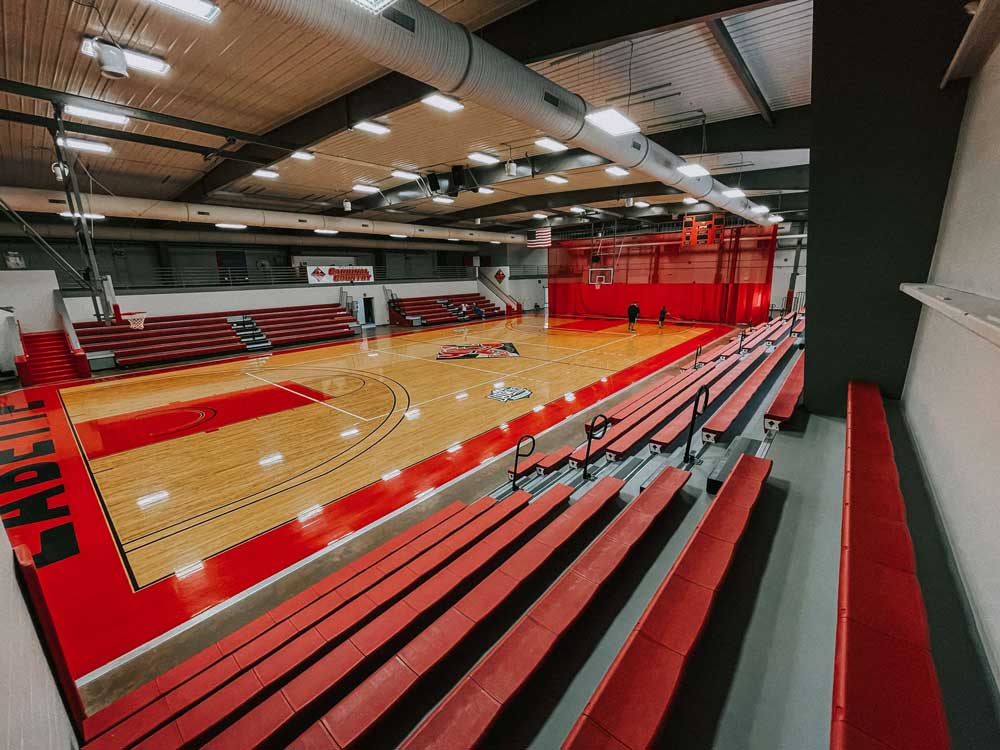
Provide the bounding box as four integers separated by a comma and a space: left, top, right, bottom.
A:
677, 163, 710, 177
390, 233, 407, 238
468, 151, 500, 165
291, 151, 315, 161
422, 93, 464, 112
352, 184, 380, 194
59, 211, 105, 220
751, 204, 769, 214
353, 120, 391, 135
768, 215, 785, 223
634, 201, 650, 209
448, 238, 460, 242
489, 240, 502, 244
682, 197, 699, 205
545, 175, 568, 184
215, 223, 247, 230
477, 187, 495, 194
349, 0, 403, 14
585, 108, 641, 135
314, 229, 339, 235
605, 166, 630, 177
391, 169, 420, 180
535, 137, 569, 152
56, 137, 111, 154
570, 206, 586, 214
64, 104, 129, 126
81, 38, 170, 75
253, 169, 279, 179
722, 188, 746, 198
432, 196, 455, 204
150, 0, 220, 23
532, 213, 548, 219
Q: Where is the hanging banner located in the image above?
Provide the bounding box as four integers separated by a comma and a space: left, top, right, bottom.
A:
307, 265, 374, 284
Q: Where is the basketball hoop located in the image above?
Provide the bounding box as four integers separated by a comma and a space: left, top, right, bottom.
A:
121, 311, 147, 330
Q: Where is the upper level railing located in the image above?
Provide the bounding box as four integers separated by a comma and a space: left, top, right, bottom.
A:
508, 265, 548, 278
56, 264, 477, 291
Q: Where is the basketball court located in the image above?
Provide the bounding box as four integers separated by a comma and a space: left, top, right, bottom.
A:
2, 314, 727, 680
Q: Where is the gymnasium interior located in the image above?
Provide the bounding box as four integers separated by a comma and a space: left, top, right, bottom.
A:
1, 1, 999, 748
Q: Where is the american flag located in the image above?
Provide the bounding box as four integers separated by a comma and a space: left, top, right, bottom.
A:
527, 226, 552, 248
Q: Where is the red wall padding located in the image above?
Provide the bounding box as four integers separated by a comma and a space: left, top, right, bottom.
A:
548, 223, 777, 325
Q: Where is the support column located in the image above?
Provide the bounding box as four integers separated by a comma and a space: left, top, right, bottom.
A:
805, 0, 969, 414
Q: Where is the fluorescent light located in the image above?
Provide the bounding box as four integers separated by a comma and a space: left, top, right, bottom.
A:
477, 187, 495, 194
768, 215, 785, 223
489, 240, 501, 244
448, 238, 460, 242
722, 188, 746, 198
390, 233, 407, 239
545, 175, 568, 184
253, 169, 279, 179
81, 38, 170, 75
56, 137, 111, 154
570, 206, 586, 214
64, 105, 128, 126
354, 120, 391, 135
468, 152, 500, 165
535, 137, 569, 152
532, 213, 548, 219
137, 490, 169, 508
634, 201, 649, 209
174, 561, 204, 578
291, 151, 315, 161
605, 166, 630, 177
258, 453, 283, 467
585, 108, 640, 136
215, 223, 248, 230
59, 211, 105, 220
382, 469, 401, 481
151, 0, 220, 22
314, 229, 339, 235
391, 169, 420, 180
353, 184, 380, 194
677, 163, 710, 177
682, 197, 698, 205
750, 204, 769, 214
340, 428, 360, 437
422, 93, 464, 112
433, 196, 455, 204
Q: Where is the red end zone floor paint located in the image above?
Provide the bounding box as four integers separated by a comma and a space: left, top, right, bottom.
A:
74, 381, 331, 459
0, 323, 729, 681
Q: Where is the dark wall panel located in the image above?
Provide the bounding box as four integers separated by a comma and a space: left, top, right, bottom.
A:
806, 0, 969, 415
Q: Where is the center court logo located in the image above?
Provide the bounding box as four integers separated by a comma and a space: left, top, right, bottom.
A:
488, 386, 532, 402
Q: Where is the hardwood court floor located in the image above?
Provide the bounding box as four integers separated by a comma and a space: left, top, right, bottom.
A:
59, 316, 711, 588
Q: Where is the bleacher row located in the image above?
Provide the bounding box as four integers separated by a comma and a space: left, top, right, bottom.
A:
389, 293, 503, 327
74, 303, 356, 367
65, 310, 947, 748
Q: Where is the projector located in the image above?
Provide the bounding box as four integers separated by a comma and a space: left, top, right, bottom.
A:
93, 40, 128, 79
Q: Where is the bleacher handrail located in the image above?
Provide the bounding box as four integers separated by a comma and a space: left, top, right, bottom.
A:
582, 414, 610, 480
511, 434, 536, 491
684, 384, 711, 463
477, 270, 519, 312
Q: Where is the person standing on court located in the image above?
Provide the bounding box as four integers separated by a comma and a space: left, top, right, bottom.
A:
627, 301, 640, 333
658, 306, 667, 329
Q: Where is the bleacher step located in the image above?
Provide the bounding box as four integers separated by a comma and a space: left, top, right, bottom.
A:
706, 436, 762, 494
619, 453, 674, 502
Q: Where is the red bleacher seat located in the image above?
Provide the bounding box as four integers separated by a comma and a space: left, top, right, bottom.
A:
537, 446, 574, 474
764, 353, 804, 430
564, 455, 772, 750
402, 470, 687, 750
832, 382, 948, 750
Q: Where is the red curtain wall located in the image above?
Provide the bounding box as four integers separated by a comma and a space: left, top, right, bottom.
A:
547, 224, 777, 325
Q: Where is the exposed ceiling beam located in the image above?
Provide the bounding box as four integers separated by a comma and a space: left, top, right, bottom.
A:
424, 165, 809, 223
176, 0, 794, 202
706, 18, 774, 125
0, 78, 295, 152
348, 107, 811, 215
0, 109, 272, 166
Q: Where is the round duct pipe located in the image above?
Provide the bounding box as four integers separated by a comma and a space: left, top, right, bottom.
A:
0, 187, 524, 245
233, 0, 769, 224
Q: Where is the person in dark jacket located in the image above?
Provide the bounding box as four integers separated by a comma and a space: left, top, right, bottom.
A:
627, 302, 640, 332
658, 306, 668, 329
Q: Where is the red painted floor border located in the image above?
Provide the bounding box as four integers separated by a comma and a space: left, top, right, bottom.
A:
0, 320, 730, 681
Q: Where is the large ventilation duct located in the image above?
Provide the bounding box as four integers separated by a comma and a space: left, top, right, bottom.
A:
234, 0, 769, 225
0, 187, 523, 245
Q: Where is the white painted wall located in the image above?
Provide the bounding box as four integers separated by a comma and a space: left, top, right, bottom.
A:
770, 245, 807, 310
0, 270, 61, 331
0, 531, 76, 750
509, 278, 547, 311
63, 280, 478, 327
902, 43, 1000, 686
